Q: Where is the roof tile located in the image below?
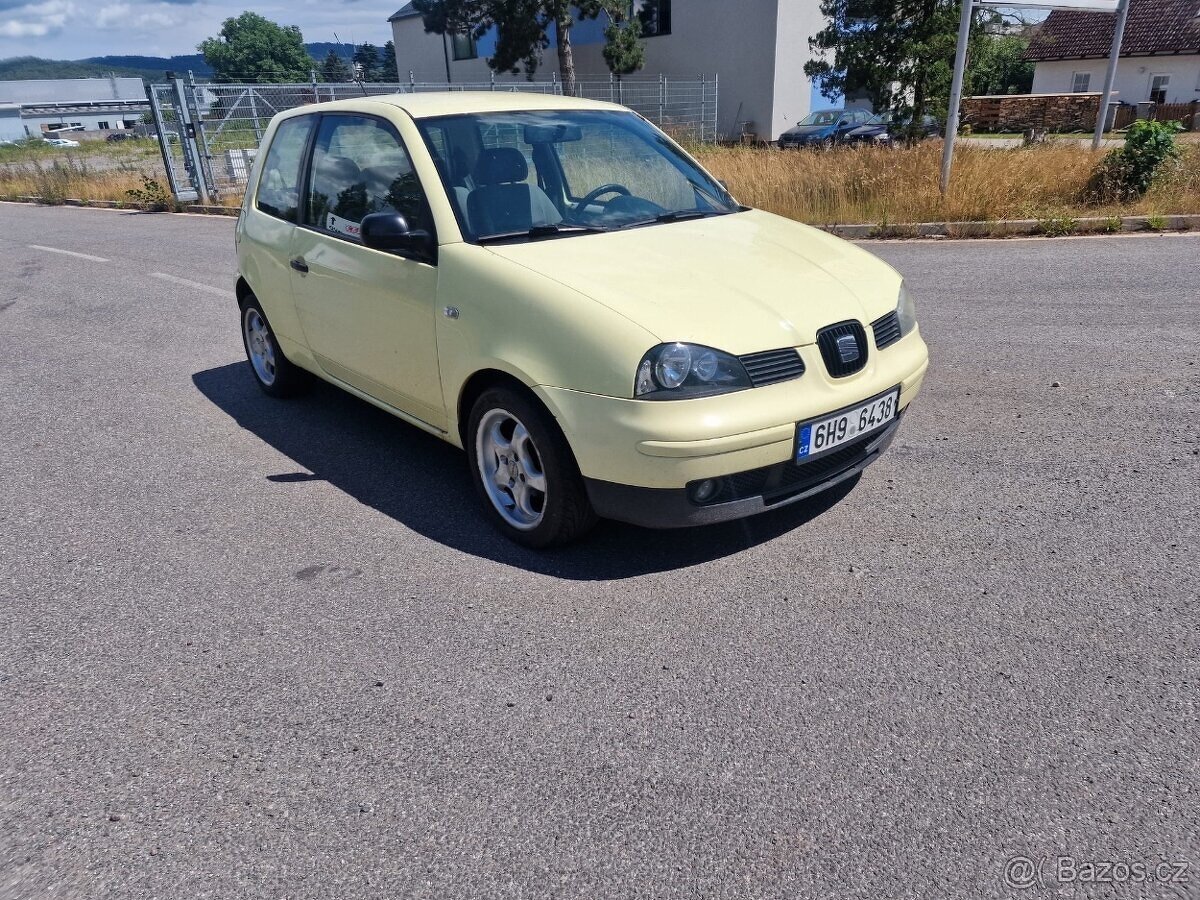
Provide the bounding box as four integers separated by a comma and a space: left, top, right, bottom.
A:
1025, 0, 1200, 59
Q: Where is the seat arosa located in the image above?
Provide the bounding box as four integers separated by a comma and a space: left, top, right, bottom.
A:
235, 93, 928, 547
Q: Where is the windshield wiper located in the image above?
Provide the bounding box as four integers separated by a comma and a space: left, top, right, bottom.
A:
478, 223, 609, 244
619, 209, 732, 230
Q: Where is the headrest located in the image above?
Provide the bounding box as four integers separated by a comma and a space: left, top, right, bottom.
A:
473, 147, 528, 186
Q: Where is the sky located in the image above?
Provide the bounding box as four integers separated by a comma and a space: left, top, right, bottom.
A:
0, 0, 398, 59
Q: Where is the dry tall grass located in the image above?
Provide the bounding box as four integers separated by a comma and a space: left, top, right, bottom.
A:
4, 137, 1199, 225
693, 141, 1200, 225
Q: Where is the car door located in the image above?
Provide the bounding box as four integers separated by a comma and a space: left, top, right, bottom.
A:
289, 113, 445, 430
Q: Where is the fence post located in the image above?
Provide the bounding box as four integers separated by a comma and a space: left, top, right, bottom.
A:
171, 75, 210, 205
490, 71, 496, 91
187, 71, 218, 199
705, 74, 715, 142
310, 69, 318, 102
410, 70, 416, 92
248, 89, 262, 141
658, 74, 665, 126
609, 73, 615, 104
145, 82, 184, 202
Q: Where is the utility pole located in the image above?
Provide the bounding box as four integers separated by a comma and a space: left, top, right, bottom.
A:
940, 0, 975, 195
1092, 0, 1131, 150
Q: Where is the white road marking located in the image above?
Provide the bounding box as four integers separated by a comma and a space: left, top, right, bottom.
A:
28, 244, 109, 262
149, 272, 233, 299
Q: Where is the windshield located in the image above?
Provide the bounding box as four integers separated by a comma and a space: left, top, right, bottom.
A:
867, 112, 893, 125
797, 111, 840, 127
416, 110, 739, 242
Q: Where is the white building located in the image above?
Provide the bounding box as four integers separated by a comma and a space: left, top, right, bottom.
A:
1028, 0, 1200, 107
0, 77, 149, 141
388, 1, 827, 140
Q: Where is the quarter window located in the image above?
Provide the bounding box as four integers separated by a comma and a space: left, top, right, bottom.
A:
1072, 72, 1090, 93
304, 114, 432, 241
256, 114, 315, 222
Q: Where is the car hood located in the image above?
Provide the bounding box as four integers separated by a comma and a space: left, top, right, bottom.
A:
481, 210, 902, 356
782, 125, 832, 139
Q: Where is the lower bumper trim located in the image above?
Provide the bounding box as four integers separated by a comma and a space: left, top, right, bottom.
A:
585, 417, 901, 529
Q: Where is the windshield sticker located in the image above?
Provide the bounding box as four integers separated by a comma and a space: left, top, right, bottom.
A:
326, 213, 362, 239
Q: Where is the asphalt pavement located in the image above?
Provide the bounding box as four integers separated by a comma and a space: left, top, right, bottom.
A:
1, 203, 1197, 900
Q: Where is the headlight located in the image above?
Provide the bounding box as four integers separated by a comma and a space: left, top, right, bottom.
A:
635, 343, 752, 400
896, 281, 917, 336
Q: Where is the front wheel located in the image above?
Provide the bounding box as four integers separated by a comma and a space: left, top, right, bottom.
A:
467, 387, 596, 548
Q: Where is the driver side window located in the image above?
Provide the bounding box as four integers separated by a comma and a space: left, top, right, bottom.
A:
304, 114, 432, 241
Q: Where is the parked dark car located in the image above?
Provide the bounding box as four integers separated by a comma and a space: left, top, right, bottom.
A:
777, 109, 872, 148
106, 132, 138, 142
842, 112, 941, 145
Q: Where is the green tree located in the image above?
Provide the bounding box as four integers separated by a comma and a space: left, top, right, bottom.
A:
320, 49, 351, 83
805, 0, 983, 132
412, 0, 641, 95
380, 41, 400, 82
602, 12, 644, 77
353, 43, 381, 82
198, 12, 313, 83
967, 33, 1034, 96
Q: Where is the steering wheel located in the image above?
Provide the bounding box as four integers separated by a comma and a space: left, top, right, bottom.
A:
578, 183, 632, 209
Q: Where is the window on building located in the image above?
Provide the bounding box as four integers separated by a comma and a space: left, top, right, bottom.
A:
1071, 72, 1090, 93
98, 121, 110, 131
256, 114, 315, 222
451, 32, 477, 61
1149, 74, 1170, 104
305, 114, 432, 241
633, 0, 671, 37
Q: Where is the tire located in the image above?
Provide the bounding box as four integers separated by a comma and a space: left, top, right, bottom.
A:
467, 386, 597, 548
239, 294, 308, 398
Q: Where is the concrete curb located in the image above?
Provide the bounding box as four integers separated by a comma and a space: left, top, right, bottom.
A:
3, 194, 1198, 238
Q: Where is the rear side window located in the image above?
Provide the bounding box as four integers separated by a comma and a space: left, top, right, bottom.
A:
304, 114, 432, 241
256, 115, 314, 222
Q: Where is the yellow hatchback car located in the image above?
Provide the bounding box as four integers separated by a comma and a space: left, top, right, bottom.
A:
236, 93, 928, 547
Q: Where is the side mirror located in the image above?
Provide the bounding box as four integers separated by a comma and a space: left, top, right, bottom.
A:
360, 212, 436, 263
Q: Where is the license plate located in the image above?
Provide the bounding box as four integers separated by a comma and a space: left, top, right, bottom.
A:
796, 387, 900, 462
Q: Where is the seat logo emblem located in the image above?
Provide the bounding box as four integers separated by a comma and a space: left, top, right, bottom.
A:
835, 333, 860, 364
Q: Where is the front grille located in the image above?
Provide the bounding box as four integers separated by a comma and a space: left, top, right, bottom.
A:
816, 320, 869, 378
871, 310, 902, 350
739, 348, 806, 387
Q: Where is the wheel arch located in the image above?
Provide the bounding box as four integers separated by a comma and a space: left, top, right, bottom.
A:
235, 276, 253, 307
456, 369, 545, 448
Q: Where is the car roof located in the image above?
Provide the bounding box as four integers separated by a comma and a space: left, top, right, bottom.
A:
284, 91, 626, 121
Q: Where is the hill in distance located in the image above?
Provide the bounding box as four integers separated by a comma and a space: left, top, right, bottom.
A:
0, 42, 368, 82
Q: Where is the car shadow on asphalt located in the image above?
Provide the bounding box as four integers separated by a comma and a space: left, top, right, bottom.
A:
192, 363, 856, 580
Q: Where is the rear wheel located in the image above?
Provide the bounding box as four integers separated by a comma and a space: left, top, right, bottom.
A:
240, 295, 308, 398
467, 387, 596, 548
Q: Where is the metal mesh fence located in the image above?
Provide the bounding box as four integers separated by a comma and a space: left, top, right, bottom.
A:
149, 75, 718, 201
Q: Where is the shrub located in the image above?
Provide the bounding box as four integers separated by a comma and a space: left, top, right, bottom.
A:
1090, 119, 1182, 201
1038, 215, 1077, 237
125, 175, 173, 210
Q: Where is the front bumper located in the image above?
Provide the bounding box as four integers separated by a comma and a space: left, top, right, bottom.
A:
585, 416, 902, 528
535, 330, 928, 491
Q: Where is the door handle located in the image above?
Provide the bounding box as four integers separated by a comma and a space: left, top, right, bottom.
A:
290, 257, 309, 273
